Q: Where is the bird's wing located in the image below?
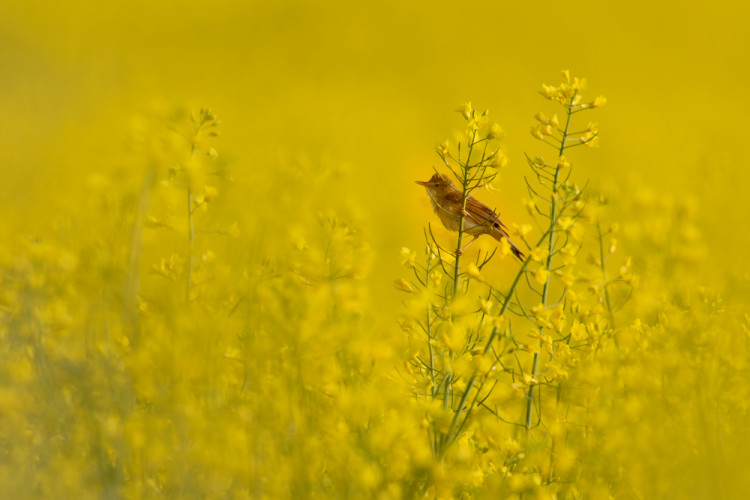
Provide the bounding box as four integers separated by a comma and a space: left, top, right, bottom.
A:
444, 189, 463, 205
465, 196, 507, 229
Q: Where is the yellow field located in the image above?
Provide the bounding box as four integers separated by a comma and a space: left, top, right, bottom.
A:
1, 1, 749, 498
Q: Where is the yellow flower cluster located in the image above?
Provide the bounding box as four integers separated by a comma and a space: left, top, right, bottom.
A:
396, 73, 749, 497
0, 76, 747, 499
532, 70, 606, 149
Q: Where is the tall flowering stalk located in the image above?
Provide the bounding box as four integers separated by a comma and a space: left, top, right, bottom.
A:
401, 72, 634, 492
402, 103, 511, 459
519, 71, 605, 429
148, 108, 239, 305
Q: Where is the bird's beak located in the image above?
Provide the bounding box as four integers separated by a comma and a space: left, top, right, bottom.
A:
415, 180, 429, 186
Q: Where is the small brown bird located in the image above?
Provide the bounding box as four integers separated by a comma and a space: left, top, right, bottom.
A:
416, 173, 525, 261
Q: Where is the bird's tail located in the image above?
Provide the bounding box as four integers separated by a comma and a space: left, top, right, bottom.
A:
509, 239, 525, 262
491, 228, 525, 262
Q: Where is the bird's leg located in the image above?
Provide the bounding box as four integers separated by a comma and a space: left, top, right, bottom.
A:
456, 235, 479, 256
454, 209, 474, 256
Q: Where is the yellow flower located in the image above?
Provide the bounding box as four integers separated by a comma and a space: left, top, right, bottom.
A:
618, 257, 636, 283
400, 247, 416, 268
587, 252, 602, 266
556, 341, 571, 358
539, 84, 557, 100
570, 320, 587, 340
609, 238, 618, 254
219, 221, 240, 237
479, 298, 493, 315
530, 125, 545, 140
394, 279, 413, 293
533, 267, 549, 285
531, 303, 550, 322
472, 351, 494, 374
398, 318, 415, 332
559, 271, 575, 287
529, 156, 547, 169
201, 250, 215, 262
498, 237, 511, 257
551, 313, 566, 333
590, 95, 607, 108
493, 315, 508, 331
569, 224, 585, 242
559, 245, 577, 265
487, 122, 504, 139
429, 270, 442, 289
489, 150, 508, 168
442, 323, 466, 352
145, 214, 173, 229
530, 247, 548, 263
467, 263, 483, 281
457, 101, 472, 120
203, 185, 219, 202
556, 216, 574, 231
436, 141, 451, 157
505, 438, 522, 455
545, 362, 569, 381
523, 198, 537, 215
580, 133, 600, 148
511, 223, 532, 237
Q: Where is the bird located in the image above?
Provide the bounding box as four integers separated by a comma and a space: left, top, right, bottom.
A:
416, 173, 525, 261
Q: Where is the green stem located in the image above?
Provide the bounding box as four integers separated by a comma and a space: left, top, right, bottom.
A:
526, 94, 575, 431
541, 94, 574, 305
184, 124, 202, 304
186, 186, 194, 303
482, 229, 550, 352
597, 220, 616, 327
452, 130, 477, 298
438, 371, 452, 453
443, 375, 476, 453
426, 256, 437, 397
525, 353, 540, 429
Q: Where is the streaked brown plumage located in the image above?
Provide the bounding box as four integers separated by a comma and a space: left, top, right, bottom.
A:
416, 173, 525, 261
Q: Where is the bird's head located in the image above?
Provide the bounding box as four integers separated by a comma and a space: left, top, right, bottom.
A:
415, 173, 454, 194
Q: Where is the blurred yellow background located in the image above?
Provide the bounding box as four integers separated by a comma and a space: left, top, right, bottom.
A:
4, 0, 748, 313
3, 2, 750, 497
3, 0, 748, 305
